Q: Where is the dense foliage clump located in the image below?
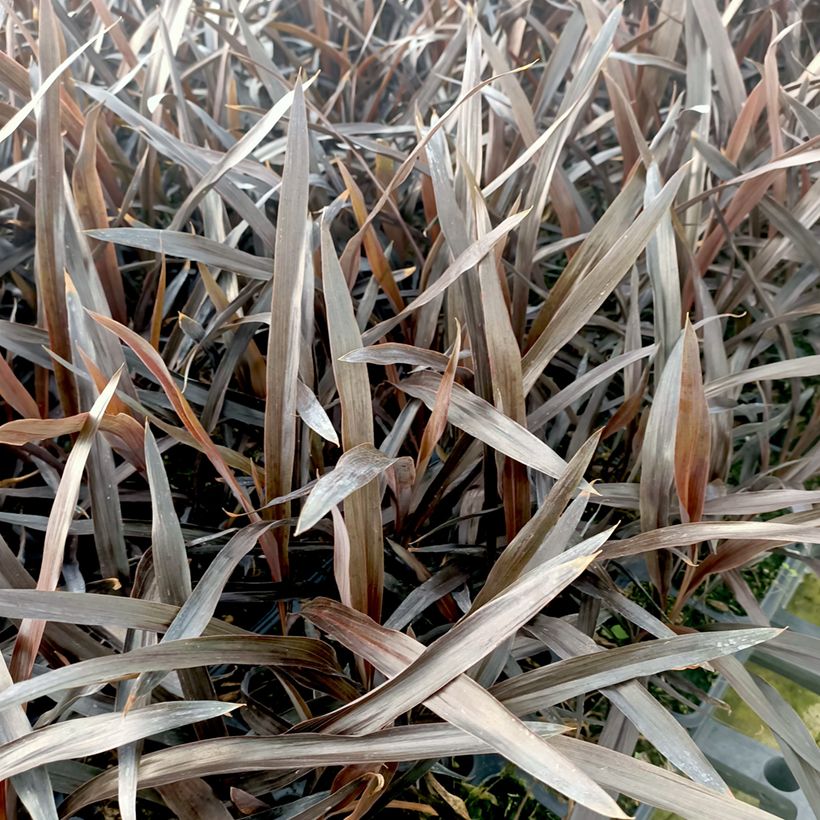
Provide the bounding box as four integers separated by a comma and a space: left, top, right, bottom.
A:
0, 0, 818, 817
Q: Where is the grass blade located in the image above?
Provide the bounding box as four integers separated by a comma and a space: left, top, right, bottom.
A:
10, 370, 121, 682
675, 319, 710, 523
61, 726, 780, 820
296, 445, 398, 535
0, 702, 239, 780
398, 372, 574, 481
263, 78, 309, 579
34, 0, 77, 416
321, 213, 384, 621
0, 635, 341, 713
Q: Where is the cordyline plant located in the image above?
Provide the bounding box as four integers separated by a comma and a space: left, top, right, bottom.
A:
0, 0, 817, 817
